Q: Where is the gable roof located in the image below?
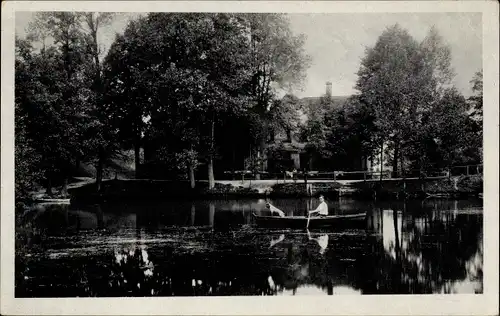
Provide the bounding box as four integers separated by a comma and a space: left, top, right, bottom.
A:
298, 95, 351, 124
300, 95, 350, 109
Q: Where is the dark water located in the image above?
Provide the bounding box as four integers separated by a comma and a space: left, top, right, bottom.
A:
15, 198, 483, 297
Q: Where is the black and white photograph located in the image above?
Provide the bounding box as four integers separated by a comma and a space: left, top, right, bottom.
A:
1, 1, 498, 315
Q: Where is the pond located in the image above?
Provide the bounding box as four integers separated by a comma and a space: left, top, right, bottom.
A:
15, 198, 483, 297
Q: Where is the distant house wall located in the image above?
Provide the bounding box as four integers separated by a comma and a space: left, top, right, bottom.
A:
369, 143, 394, 174
291, 152, 300, 169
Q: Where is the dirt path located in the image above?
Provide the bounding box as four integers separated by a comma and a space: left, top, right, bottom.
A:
31, 177, 96, 199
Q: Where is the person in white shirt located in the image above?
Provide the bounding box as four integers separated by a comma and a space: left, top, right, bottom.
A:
308, 195, 328, 217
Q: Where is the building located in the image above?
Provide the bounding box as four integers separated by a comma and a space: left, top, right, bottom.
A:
264, 82, 350, 173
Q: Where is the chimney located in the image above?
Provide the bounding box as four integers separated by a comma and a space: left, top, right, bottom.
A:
325, 82, 332, 98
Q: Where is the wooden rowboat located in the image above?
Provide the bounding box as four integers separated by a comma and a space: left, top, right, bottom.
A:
253, 212, 367, 229
34, 198, 71, 204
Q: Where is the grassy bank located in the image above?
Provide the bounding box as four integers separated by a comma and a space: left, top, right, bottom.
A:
69, 179, 264, 203
67, 175, 483, 203
351, 175, 483, 199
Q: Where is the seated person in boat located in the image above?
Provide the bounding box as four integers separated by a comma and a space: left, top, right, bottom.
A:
266, 202, 286, 217
308, 195, 328, 217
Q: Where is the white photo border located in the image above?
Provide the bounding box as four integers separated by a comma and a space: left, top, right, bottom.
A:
2, 1, 498, 315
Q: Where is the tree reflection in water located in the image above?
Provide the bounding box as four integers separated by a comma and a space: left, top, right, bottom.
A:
15, 199, 483, 296
362, 200, 483, 294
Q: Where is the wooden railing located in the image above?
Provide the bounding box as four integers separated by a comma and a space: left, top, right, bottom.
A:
222, 164, 483, 182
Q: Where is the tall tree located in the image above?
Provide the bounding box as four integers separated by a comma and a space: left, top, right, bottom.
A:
356, 24, 455, 175
15, 38, 44, 199
35, 12, 93, 196
467, 70, 483, 164
19, 13, 90, 197
240, 14, 311, 178
427, 88, 472, 168
299, 95, 377, 171
103, 17, 151, 176
468, 70, 483, 160
469, 70, 483, 119
104, 13, 254, 188
81, 12, 116, 191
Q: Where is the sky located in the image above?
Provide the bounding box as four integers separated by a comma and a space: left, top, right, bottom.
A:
15, 12, 482, 97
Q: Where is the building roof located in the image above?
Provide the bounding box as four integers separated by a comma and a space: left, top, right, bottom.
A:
298, 95, 350, 124
300, 95, 350, 109
270, 141, 306, 153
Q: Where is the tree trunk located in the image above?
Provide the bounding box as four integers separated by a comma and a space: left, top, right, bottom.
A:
96, 204, 104, 229
208, 202, 215, 227
392, 142, 399, 178
379, 142, 384, 183
232, 148, 236, 180
96, 163, 102, 192
256, 138, 268, 180
189, 164, 196, 189
255, 149, 261, 180
208, 116, 215, 189
400, 146, 405, 179
61, 178, 68, 198
208, 158, 215, 189
256, 120, 269, 180
134, 136, 141, 179
46, 175, 53, 197
96, 148, 104, 193
190, 204, 196, 226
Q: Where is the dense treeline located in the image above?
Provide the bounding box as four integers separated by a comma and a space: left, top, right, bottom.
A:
15, 14, 482, 200
300, 25, 482, 175
15, 12, 310, 199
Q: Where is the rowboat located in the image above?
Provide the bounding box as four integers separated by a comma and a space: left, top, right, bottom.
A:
253, 212, 367, 229
34, 198, 71, 204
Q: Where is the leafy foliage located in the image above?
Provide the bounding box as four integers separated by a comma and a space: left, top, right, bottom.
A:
15, 15, 483, 201
299, 25, 482, 174
15, 12, 119, 198
354, 24, 481, 173
300, 95, 376, 171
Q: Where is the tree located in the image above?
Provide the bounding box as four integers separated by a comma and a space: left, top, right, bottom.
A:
18, 12, 118, 197
428, 88, 471, 168
355, 24, 455, 175
80, 12, 116, 191
15, 38, 44, 199
25, 12, 96, 196
104, 13, 254, 188
25, 12, 52, 52
103, 17, 151, 176
299, 95, 377, 172
239, 14, 311, 178
16, 33, 83, 196
468, 70, 483, 163
469, 70, 483, 119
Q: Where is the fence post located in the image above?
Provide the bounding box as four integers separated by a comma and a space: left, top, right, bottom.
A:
333, 171, 336, 181
466, 165, 470, 176
363, 171, 366, 181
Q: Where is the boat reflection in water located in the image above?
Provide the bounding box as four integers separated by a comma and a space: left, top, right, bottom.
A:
15, 198, 483, 296
264, 230, 358, 296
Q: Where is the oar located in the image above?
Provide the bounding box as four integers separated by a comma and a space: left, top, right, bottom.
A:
306, 208, 311, 229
